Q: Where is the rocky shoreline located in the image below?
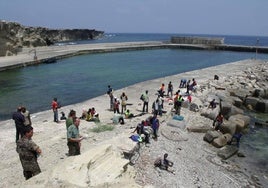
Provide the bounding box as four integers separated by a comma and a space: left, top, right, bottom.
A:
0, 59, 267, 187
0, 20, 104, 56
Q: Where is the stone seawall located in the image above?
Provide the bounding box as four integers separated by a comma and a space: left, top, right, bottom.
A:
171, 36, 224, 45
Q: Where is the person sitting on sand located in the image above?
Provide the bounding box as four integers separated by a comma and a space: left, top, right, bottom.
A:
125, 109, 134, 119
132, 120, 150, 144
188, 78, 197, 92
208, 99, 217, 109
86, 108, 99, 122
154, 153, 175, 174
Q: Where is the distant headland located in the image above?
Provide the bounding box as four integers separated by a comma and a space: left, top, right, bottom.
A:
0, 20, 104, 56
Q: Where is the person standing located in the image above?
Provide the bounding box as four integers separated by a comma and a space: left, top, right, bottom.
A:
107, 85, 114, 110
142, 90, 149, 113
21, 106, 32, 127
16, 126, 42, 180
12, 106, 25, 142
51, 98, 59, 123
151, 114, 160, 140
113, 98, 120, 114
120, 92, 128, 114
167, 81, 173, 98
66, 109, 76, 130
67, 118, 83, 156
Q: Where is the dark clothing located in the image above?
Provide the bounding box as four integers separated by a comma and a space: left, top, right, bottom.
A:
134, 123, 150, 143
67, 142, 80, 156
12, 111, 25, 142
16, 137, 41, 180
142, 101, 148, 113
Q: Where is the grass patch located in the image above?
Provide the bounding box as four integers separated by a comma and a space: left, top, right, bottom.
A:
90, 123, 115, 133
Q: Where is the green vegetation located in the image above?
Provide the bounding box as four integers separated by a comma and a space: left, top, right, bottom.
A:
90, 123, 115, 133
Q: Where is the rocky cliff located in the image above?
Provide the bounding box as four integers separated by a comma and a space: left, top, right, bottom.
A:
0, 20, 104, 56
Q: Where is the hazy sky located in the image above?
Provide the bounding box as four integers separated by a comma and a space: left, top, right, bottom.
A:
0, 0, 267, 36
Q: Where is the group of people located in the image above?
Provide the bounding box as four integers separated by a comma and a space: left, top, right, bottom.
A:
107, 85, 130, 115
12, 106, 42, 180
13, 100, 86, 180
80, 107, 100, 122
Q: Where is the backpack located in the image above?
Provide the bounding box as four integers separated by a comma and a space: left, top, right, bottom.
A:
140, 94, 144, 101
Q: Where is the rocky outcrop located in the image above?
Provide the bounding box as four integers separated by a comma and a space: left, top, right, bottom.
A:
0, 20, 104, 56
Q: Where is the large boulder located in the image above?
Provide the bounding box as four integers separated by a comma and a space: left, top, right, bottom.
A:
167, 118, 186, 130
220, 101, 232, 117
203, 130, 223, 143
255, 99, 268, 113
220, 121, 237, 135
228, 114, 250, 132
200, 107, 220, 120
22, 134, 139, 187
217, 145, 239, 160
230, 96, 243, 108
187, 123, 212, 133
227, 106, 244, 119
244, 97, 259, 109
212, 133, 232, 148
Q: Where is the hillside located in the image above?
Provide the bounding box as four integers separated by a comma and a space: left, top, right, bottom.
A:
0, 20, 104, 56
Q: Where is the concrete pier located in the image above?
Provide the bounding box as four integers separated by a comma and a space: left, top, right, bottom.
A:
0, 40, 267, 71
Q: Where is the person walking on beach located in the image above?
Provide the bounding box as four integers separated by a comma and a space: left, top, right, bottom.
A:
12, 106, 25, 142
51, 98, 59, 123
120, 92, 128, 114
16, 126, 42, 180
67, 117, 84, 156
141, 90, 149, 113
21, 106, 32, 127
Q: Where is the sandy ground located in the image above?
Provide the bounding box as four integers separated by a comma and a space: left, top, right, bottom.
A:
0, 59, 267, 187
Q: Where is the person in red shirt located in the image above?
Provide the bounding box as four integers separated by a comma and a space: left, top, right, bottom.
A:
51, 98, 59, 122
213, 112, 224, 131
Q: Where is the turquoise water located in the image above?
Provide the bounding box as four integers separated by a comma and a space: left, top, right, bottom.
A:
1, 48, 267, 120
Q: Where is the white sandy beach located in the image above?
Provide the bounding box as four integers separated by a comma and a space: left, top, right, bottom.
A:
0, 59, 267, 187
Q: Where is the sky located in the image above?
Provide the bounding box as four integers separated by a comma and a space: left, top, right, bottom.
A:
0, 0, 267, 36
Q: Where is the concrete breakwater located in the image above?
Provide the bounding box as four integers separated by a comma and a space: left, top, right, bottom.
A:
0, 38, 268, 71
170, 36, 268, 53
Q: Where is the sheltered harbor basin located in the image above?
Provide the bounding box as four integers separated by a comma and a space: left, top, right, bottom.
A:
0, 36, 268, 71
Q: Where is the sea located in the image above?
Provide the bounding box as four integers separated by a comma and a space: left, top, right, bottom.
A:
0, 33, 268, 181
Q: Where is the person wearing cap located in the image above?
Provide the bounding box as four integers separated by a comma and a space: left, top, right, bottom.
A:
16, 126, 42, 180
